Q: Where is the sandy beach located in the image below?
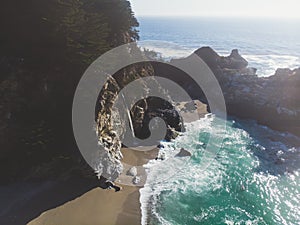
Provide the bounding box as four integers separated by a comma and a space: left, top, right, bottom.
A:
26, 101, 207, 225
27, 147, 158, 225
27, 186, 141, 225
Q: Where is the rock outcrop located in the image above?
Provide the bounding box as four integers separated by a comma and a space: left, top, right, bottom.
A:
194, 47, 248, 70
95, 62, 183, 180
171, 47, 300, 136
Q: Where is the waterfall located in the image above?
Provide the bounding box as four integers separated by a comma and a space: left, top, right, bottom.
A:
121, 93, 135, 138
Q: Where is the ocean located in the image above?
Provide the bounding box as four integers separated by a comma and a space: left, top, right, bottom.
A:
137, 16, 300, 77
138, 17, 300, 225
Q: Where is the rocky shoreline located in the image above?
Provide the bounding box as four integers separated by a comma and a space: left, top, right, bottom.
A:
95, 46, 300, 183
194, 47, 300, 136
156, 47, 300, 136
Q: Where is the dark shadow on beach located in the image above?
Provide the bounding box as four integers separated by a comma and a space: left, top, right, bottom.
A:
0, 177, 107, 225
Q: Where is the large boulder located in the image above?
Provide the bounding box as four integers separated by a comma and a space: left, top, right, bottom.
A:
127, 167, 137, 177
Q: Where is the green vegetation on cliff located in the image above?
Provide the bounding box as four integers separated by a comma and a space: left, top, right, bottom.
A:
0, 0, 139, 181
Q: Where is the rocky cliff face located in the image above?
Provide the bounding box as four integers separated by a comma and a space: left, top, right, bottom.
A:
172, 47, 300, 136
95, 62, 184, 180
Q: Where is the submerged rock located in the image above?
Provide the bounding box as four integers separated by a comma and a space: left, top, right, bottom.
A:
175, 148, 192, 157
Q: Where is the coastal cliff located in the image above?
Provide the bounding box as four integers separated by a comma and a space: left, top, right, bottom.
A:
1, 0, 299, 183
0, 0, 183, 182
95, 61, 184, 181
0, 0, 141, 181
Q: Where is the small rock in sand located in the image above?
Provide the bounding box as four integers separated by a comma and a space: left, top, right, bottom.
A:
132, 176, 140, 184
127, 167, 137, 176
155, 152, 166, 160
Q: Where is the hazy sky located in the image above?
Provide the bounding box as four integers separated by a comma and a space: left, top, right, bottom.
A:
130, 0, 300, 18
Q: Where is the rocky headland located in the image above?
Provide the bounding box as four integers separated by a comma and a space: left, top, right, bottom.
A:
194, 47, 300, 136
152, 47, 300, 137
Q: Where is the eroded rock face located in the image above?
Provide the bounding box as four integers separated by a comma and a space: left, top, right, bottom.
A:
95, 64, 183, 180
95, 77, 123, 181
219, 67, 300, 136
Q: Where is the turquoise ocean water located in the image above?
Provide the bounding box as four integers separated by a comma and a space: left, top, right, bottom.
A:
138, 17, 300, 225
140, 116, 300, 225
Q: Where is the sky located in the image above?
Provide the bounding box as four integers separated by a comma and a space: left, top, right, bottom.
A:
129, 0, 300, 18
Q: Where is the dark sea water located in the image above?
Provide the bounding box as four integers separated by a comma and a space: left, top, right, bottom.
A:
138, 17, 300, 225
138, 17, 300, 76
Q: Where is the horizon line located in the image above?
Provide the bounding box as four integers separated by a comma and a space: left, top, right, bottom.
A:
135, 14, 300, 20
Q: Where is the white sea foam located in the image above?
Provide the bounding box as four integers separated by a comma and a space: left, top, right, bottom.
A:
138, 41, 193, 59
139, 40, 300, 77
138, 17, 300, 224
140, 115, 300, 225
140, 115, 222, 225
244, 54, 300, 76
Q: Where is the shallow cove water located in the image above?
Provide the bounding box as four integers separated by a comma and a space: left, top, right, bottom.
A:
140, 115, 300, 225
